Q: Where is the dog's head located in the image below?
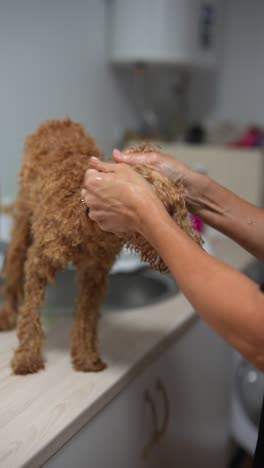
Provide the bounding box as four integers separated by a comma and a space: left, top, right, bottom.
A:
122, 145, 203, 272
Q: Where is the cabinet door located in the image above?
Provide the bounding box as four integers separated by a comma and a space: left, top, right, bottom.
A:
44, 362, 165, 468
143, 319, 232, 468
44, 381, 141, 467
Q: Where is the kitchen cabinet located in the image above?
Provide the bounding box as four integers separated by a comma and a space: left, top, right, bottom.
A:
44, 320, 230, 468
110, 0, 220, 68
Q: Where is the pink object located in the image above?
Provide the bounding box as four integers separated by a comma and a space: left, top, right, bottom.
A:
230, 127, 263, 148
191, 215, 204, 233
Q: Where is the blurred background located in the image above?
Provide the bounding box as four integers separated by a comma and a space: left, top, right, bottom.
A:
1, 1, 264, 467
1, 0, 264, 200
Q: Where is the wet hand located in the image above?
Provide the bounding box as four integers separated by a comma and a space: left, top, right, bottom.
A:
112, 148, 191, 186
112, 148, 208, 214
81, 158, 162, 234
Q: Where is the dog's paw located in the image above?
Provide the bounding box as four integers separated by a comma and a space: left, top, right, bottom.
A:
0, 304, 17, 331
72, 354, 106, 373
11, 351, 45, 375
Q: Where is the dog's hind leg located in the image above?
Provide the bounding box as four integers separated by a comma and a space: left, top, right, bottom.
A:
11, 242, 59, 375
0, 204, 31, 330
71, 265, 110, 372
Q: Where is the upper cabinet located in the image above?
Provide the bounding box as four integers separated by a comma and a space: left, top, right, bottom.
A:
109, 0, 220, 68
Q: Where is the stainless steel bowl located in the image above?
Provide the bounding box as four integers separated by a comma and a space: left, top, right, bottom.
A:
43, 268, 179, 312
103, 270, 179, 310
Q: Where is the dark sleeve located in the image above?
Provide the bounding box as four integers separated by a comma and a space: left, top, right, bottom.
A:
253, 400, 264, 467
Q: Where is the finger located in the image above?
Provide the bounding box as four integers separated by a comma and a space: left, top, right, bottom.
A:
112, 149, 136, 163
84, 168, 104, 187
84, 168, 97, 184
90, 157, 117, 173
86, 168, 97, 173
113, 148, 154, 166
88, 210, 106, 225
83, 192, 94, 208
88, 209, 96, 221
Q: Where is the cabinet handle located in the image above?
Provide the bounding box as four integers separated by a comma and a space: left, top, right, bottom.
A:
143, 390, 159, 459
155, 379, 170, 438
142, 380, 170, 459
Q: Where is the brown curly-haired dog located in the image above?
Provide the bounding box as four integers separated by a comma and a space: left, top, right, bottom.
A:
0, 118, 202, 375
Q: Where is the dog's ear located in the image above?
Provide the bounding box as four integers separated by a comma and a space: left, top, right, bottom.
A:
120, 143, 203, 272
124, 165, 203, 273
134, 165, 203, 246
125, 234, 168, 273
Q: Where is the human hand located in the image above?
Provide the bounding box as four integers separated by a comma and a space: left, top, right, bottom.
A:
81, 158, 164, 234
113, 147, 191, 185
113, 147, 208, 214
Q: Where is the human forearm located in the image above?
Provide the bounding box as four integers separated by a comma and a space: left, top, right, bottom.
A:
114, 149, 264, 261
139, 203, 264, 370
187, 172, 264, 261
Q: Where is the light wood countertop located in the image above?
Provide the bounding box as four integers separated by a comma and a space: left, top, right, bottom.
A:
0, 236, 254, 468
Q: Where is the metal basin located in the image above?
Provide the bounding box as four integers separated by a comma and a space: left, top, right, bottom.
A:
103, 270, 179, 311
0, 265, 179, 312
43, 268, 179, 311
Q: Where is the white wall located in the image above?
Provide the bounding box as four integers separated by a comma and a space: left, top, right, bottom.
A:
217, 0, 264, 124
190, 0, 264, 126
4, 0, 263, 200
0, 0, 137, 199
